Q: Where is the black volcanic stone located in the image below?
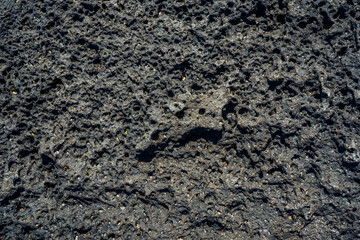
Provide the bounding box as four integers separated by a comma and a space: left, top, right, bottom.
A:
1, 0, 360, 239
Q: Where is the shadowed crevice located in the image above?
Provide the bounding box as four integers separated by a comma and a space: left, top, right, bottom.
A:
137, 127, 222, 162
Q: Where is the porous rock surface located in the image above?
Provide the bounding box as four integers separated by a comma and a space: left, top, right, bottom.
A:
1, 0, 360, 239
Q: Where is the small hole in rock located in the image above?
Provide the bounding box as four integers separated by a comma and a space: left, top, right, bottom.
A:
238, 107, 248, 115
150, 131, 160, 141
77, 38, 87, 45
298, 21, 307, 29
198, 108, 206, 115
191, 84, 202, 91
175, 111, 185, 119
272, 48, 281, 54
276, 14, 286, 24
196, 16, 203, 21
168, 90, 174, 97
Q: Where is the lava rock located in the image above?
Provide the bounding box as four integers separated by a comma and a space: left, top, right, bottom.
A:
1, 0, 360, 239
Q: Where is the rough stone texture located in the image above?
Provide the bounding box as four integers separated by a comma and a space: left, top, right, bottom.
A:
1, 0, 360, 239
